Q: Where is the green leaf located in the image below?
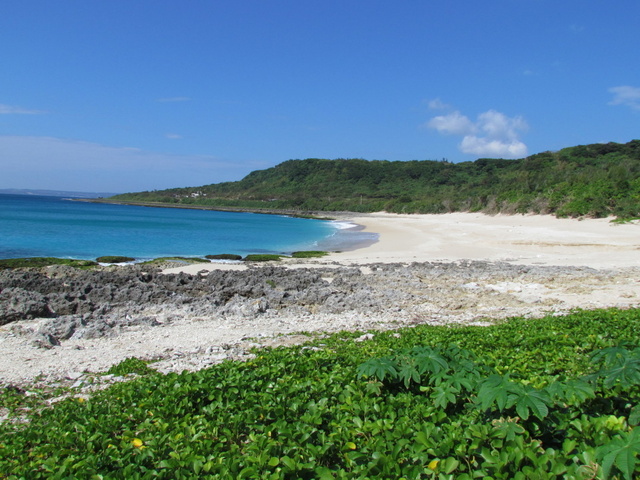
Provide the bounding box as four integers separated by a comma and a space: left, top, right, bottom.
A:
431, 384, 458, 409
597, 427, 640, 480
559, 378, 595, 404
396, 358, 421, 388
590, 345, 636, 369
477, 374, 515, 412
447, 370, 476, 392
512, 386, 550, 421
590, 346, 640, 389
443, 456, 460, 474
629, 404, 640, 426
410, 347, 449, 375
280, 456, 297, 471
604, 362, 640, 389
492, 417, 525, 441
357, 357, 398, 382
364, 380, 383, 396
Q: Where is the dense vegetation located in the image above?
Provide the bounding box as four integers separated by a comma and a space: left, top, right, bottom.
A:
110, 140, 640, 218
96, 256, 136, 264
1, 308, 639, 479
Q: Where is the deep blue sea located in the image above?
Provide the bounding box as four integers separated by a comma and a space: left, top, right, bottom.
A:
0, 194, 377, 261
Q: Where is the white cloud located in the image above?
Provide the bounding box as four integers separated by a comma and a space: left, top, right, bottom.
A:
0, 103, 47, 114
476, 110, 527, 140
427, 98, 451, 110
460, 136, 528, 158
608, 86, 640, 111
426, 106, 528, 159
165, 133, 184, 140
427, 111, 475, 136
0, 136, 259, 192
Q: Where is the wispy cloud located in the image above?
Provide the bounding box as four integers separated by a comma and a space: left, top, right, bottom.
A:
425, 102, 528, 158
165, 133, 184, 140
0, 136, 260, 192
0, 103, 47, 114
156, 96, 191, 103
608, 85, 640, 111
427, 98, 451, 110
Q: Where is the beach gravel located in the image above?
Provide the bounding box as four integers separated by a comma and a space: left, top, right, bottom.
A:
1, 260, 639, 387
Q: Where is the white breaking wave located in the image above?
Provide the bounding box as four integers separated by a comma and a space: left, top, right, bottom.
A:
329, 220, 358, 230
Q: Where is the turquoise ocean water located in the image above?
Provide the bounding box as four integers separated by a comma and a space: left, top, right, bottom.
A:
0, 194, 377, 261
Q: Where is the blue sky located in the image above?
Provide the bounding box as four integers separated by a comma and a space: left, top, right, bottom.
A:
1, 1, 638, 193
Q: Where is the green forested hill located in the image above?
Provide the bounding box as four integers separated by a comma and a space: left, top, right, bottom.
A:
112, 140, 640, 217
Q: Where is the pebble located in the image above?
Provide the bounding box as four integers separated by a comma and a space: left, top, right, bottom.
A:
1, 261, 639, 386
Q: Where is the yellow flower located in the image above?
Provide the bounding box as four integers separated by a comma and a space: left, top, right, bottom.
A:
428, 459, 439, 470
77, 397, 85, 403
132, 438, 144, 448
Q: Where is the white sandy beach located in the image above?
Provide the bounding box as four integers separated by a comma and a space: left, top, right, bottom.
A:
4, 212, 640, 387
163, 212, 640, 274
331, 212, 640, 267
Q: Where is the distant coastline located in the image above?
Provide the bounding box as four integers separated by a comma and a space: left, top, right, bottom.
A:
0, 188, 118, 199
82, 197, 345, 221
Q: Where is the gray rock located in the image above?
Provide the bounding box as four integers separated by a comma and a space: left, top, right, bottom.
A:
31, 332, 60, 349
354, 333, 375, 342
38, 316, 86, 341
0, 260, 621, 343
0, 288, 52, 325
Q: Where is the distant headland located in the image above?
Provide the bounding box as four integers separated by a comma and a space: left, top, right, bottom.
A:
107, 140, 640, 219
0, 188, 119, 198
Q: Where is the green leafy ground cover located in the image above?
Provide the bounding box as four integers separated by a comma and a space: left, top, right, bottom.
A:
243, 254, 286, 262
291, 251, 329, 258
0, 252, 329, 270
205, 254, 244, 261
96, 256, 136, 264
0, 257, 98, 270
1, 308, 639, 479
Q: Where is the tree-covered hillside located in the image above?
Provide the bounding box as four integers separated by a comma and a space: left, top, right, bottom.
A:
112, 140, 640, 218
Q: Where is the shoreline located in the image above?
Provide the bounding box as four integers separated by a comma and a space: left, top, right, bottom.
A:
3, 211, 640, 387
67, 202, 640, 271
77, 197, 340, 220
329, 212, 640, 267
163, 211, 640, 274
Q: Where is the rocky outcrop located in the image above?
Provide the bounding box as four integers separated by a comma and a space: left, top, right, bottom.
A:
0, 261, 629, 348
0, 287, 52, 325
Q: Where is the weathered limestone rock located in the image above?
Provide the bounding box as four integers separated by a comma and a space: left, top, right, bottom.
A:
0, 261, 629, 348
0, 287, 52, 325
